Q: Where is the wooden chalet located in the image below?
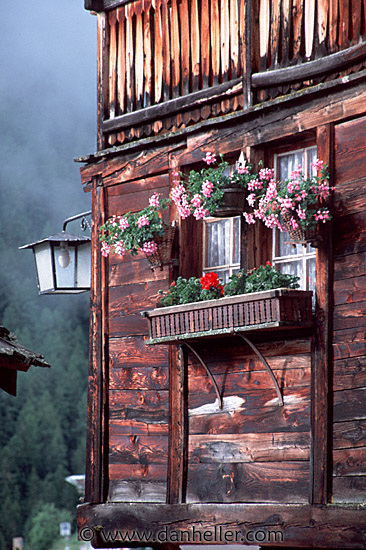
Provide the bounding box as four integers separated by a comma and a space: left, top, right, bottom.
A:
77, 0, 366, 547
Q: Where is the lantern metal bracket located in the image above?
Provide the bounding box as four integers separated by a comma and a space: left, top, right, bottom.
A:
62, 210, 92, 233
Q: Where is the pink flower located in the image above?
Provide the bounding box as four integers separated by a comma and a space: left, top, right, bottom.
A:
248, 179, 263, 191
311, 159, 324, 171
109, 216, 118, 227
236, 160, 249, 174
149, 193, 160, 207
203, 152, 216, 165
290, 217, 299, 230
314, 209, 330, 222
119, 217, 129, 232
287, 181, 294, 193
140, 240, 158, 256
177, 205, 191, 219
247, 193, 256, 207
317, 181, 332, 200
290, 165, 302, 180
137, 214, 150, 228
296, 207, 306, 220
114, 241, 125, 256
243, 212, 256, 224
202, 179, 214, 198
259, 167, 274, 181
280, 196, 295, 210
266, 180, 278, 200
170, 184, 186, 203
191, 194, 202, 208
101, 242, 111, 257
193, 206, 209, 220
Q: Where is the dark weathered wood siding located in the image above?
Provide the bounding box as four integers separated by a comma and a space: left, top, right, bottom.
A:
185, 337, 311, 503
333, 115, 366, 502
106, 173, 172, 501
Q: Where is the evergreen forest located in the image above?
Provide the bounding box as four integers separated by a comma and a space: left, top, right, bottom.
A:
1, 2, 96, 548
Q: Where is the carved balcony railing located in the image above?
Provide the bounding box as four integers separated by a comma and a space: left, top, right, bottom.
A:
87, 0, 366, 148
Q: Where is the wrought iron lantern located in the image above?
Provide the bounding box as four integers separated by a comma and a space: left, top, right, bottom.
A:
20, 211, 91, 295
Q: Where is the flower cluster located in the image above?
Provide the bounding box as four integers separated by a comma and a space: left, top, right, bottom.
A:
170, 153, 260, 219
99, 193, 170, 258
158, 264, 299, 307
247, 160, 333, 233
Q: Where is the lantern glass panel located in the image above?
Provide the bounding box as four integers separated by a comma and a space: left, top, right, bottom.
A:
54, 245, 76, 288
34, 242, 54, 293
76, 242, 91, 288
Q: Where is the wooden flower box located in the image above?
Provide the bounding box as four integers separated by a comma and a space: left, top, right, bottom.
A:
143, 288, 313, 344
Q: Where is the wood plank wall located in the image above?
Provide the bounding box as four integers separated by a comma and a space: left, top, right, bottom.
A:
106, 174, 172, 502
185, 337, 311, 503
332, 115, 366, 502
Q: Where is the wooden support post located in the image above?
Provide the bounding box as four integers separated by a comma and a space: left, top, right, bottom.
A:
167, 344, 187, 504
310, 124, 334, 504
85, 177, 108, 503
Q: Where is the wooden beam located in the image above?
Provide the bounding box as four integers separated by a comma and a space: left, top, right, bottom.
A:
86, 0, 135, 11
167, 345, 187, 503
102, 78, 242, 133
252, 41, 366, 88
77, 502, 366, 548
85, 0, 104, 11
85, 178, 108, 503
77, 70, 366, 174
310, 124, 334, 504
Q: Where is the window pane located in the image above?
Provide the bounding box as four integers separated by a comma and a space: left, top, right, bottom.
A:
207, 219, 230, 267
306, 146, 317, 176
277, 260, 303, 283
278, 150, 303, 180
307, 256, 316, 294
278, 229, 303, 257
215, 268, 230, 283
233, 217, 240, 264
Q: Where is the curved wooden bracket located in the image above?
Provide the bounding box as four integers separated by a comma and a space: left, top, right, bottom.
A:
183, 342, 224, 409
183, 335, 284, 409
237, 334, 284, 406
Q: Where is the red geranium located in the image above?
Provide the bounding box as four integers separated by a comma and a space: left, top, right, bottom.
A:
200, 272, 220, 290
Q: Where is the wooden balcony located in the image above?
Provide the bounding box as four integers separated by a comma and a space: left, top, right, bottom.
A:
88, 0, 366, 148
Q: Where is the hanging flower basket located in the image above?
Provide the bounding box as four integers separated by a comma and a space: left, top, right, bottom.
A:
281, 211, 321, 247
211, 184, 251, 217
144, 223, 176, 270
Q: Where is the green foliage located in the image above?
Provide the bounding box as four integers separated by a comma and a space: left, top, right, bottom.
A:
99, 194, 171, 257
26, 503, 72, 550
171, 153, 260, 219
158, 272, 225, 307
158, 264, 300, 307
233, 263, 300, 294
0, 107, 90, 550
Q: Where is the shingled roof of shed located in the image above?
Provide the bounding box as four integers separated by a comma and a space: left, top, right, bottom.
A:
0, 325, 50, 396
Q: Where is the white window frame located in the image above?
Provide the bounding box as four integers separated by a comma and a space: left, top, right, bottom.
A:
272, 145, 317, 292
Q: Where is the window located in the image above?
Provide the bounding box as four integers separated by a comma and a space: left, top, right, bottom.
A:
272, 145, 317, 292
203, 216, 241, 282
